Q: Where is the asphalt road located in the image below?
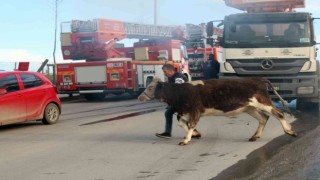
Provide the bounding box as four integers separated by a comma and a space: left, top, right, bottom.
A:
0, 94, 318, 180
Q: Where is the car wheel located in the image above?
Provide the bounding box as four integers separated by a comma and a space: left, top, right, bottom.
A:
42, 103, 60, 125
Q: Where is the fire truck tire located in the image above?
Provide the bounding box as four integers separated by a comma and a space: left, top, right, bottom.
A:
296, 98, 319, 111
42, 103, 60, 125
129, 92, 139, 98
84, 93, 106, 101
146, 76, 153, 87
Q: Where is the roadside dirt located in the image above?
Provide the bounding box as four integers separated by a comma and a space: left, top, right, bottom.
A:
239, 119, 320, 180
212, 109, 320, 180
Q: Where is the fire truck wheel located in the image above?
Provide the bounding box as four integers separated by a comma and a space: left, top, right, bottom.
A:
84, 93, 106, 101
42, 103, 60, 125
129, 92, 139, 98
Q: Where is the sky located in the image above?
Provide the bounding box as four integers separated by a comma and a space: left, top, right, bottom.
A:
0, 0, 319, 64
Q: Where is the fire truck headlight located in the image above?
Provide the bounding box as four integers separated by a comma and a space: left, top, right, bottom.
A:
64, 50, 71, 56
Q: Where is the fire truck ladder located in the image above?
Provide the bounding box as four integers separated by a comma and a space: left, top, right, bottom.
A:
123, 22, 180, 39
224, 0, 305, 12
186, 24, 207, 40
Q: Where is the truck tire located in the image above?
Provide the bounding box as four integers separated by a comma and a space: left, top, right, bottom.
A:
296, 98, 307, 110
296, 98, 319, 111
146, 76, 153, 87
297, 61, 320, 111
84, 93, 106, 101
42, 103, 60, 125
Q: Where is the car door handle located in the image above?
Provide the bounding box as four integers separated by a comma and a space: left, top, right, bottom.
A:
17, 94, 23, 97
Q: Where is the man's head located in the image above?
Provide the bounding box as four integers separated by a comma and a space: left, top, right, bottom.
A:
288, 23, 300, 35
162, 64, 176, 78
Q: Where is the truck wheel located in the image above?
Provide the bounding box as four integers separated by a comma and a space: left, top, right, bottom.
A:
129, 90, 142, 97
296, 98, 319, 111
42, 103, 60, 125
84, 93, 106, 101
146, 76, 153, 87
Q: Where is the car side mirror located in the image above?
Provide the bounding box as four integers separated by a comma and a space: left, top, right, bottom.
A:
0, 88, 7, 95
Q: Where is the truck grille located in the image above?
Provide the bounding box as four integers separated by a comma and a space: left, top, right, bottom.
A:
228, 58, 307, 75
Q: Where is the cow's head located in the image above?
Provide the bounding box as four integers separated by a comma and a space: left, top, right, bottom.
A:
138, 77, 161, 102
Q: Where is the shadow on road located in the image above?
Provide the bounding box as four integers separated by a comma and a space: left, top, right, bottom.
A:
60, 93, 138, 103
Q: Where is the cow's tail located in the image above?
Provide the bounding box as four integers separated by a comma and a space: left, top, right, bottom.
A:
263, 79, 292, 115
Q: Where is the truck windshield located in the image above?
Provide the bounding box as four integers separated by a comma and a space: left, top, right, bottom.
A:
188, 53, 204, 59
224, 21, 310, 47
180, 44, 188, 59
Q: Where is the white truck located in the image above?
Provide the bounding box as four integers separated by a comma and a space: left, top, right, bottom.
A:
215, 0, 319, 109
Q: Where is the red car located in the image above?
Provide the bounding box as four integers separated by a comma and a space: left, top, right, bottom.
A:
0, 71, 61, 126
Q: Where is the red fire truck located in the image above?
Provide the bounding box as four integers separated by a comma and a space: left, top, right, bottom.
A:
185, 23, 223, 80
57, 19, 190, 100
187, 47, 222, 79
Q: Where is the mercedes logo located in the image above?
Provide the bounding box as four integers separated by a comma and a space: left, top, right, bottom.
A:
261, 59, 273, 70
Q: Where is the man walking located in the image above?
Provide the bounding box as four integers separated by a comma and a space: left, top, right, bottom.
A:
155, 64, 201, 139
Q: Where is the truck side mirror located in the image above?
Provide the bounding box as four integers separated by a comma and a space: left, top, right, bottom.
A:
207, 22, 214, 37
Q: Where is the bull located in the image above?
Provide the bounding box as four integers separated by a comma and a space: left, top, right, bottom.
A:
138, 77, 297, 145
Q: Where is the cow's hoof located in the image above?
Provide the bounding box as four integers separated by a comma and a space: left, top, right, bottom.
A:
249, 137, 257, 142
192, 134, 202, 139
286, 130, 298, 137
178, 141, 188, 146
184, 135, 201, 139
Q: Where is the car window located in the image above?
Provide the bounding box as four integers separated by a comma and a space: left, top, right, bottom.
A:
0, 74, 20, 92
20, 74, 43, 89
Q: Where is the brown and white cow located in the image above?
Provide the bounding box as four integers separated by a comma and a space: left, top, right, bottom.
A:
138, 77, 297, 145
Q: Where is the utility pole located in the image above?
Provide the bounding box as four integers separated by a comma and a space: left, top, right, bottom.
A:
154, 0, 157, 25
52, 0, 61, 84
53, 0, 58, 66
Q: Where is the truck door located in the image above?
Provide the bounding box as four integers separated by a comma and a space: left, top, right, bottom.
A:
75, 66, 107, 85
137, 64, 165, 88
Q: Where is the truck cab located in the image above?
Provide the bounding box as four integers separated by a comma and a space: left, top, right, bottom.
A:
218, 0, 319, 109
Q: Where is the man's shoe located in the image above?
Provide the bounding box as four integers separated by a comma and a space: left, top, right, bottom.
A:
155, 132, 171, 139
